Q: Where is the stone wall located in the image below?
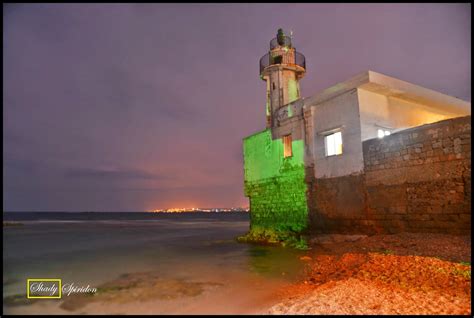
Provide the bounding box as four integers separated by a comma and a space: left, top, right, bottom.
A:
363, 115, 471, 234
307, 174, 372, 234
308, 115, 471, 235
246, 169, 308, 233
243, 129, 309, 235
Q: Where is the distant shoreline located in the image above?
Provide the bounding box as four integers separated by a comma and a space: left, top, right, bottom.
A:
3, 210, 249, 214
2, 211, 251, 222
3, 221, 23, 227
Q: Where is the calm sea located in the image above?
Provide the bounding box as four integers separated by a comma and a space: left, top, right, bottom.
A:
3, 212, 307, 314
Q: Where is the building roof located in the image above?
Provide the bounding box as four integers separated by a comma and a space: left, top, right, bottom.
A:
303, 70, 471, 116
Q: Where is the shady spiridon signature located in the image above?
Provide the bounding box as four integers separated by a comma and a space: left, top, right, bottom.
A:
27, 279, 97, 298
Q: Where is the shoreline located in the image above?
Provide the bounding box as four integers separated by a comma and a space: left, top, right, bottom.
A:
3, 229, 470, 314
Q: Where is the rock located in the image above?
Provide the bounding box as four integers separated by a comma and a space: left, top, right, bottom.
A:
60, 272, 224, 311
3, 221, 23, 227
310, 234, 368, 245
3, 294, 38, 307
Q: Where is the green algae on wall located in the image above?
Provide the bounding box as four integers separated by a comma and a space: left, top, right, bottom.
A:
243, 129, 305, 182
242, 129, 309, 245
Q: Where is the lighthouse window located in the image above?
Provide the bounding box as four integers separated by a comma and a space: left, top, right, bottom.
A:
273, 82, 276, 90
283, 134, 292, 158
325, 131, 343, 156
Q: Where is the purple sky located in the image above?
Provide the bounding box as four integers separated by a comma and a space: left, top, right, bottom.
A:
3, 4, 471, 211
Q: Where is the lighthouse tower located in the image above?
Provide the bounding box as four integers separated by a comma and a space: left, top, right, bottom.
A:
259, 28, 306, 127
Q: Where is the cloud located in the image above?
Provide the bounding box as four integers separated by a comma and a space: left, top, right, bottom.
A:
3, 4, 470, 211
64, 167, 163, 180
4, 157, 40, 173
3, 131, 32, 146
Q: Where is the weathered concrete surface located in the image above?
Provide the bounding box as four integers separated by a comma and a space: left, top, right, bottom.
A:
358, 88, 463, 142
303, 70, 470, 179
309, 89, 365, 178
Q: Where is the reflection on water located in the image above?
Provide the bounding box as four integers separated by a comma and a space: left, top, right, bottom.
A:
247, 245, 305, 279
3, 212, 308, 314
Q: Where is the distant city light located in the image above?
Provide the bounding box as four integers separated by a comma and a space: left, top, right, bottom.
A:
148, 207, 249, 213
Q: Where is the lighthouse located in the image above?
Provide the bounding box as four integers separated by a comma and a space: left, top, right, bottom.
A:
243, 27, 471, 244
259, 28, 306, 127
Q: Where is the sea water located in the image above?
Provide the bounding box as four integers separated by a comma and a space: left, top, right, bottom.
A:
3, 212, 307, 314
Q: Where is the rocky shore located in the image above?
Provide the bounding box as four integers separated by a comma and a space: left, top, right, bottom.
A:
268, 232, 471, 315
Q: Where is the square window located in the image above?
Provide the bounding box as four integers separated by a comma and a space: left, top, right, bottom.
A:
283, 135, 292, 158
273, 55, 283, 64
325, 131, 343, 156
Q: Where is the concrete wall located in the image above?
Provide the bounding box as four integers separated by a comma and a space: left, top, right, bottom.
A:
268, 68, 281, 115
272, 98, 305, 140
266, 66, 302, 118
281, 69, 299, 106
309, 89, 365, 178
358, 88, 467, 141
308, 115, 471, 235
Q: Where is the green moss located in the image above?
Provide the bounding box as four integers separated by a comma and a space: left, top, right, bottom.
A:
452, 267, 471, 279
242, 129, 309, 248
237, 227, 310, 250
237, 227, 281, 245
243, 129, 305, 184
